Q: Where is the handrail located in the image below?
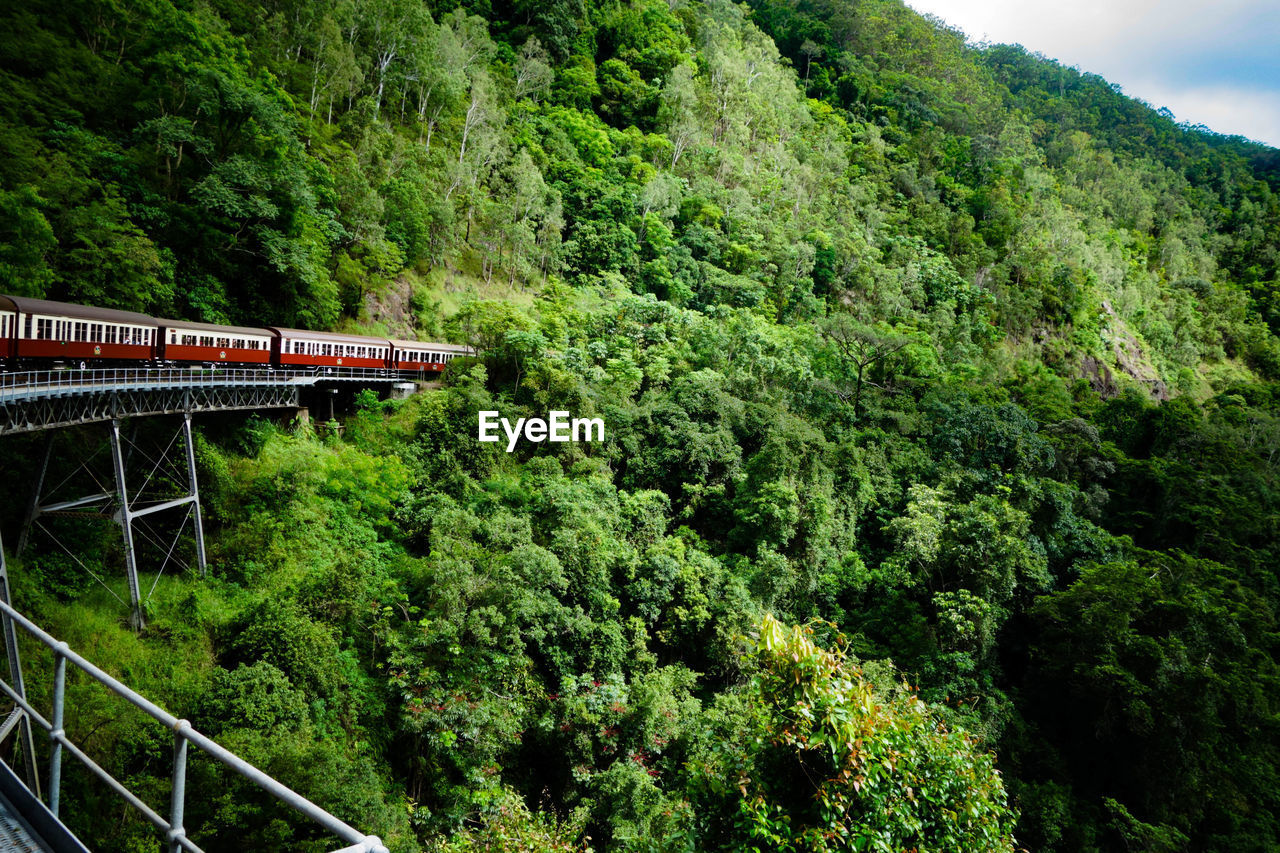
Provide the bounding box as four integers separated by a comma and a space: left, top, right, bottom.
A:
0, 598, 389, 853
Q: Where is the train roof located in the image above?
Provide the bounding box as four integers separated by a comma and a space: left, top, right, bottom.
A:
267, 327, 392, 346
0, 295, 158, 326
156, 318, 274, 338
389, 339, 471, 352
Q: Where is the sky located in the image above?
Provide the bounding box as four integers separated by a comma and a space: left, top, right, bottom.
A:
903, 0, 1280, 149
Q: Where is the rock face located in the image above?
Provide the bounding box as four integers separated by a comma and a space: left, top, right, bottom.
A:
362, 276, 417, 339
1111, 332, 1170, 400
1084, 301, 1171, 400
1079, 355, 1118, 397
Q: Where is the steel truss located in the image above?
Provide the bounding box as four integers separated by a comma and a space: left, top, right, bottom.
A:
1, 384, 300, 435
17, 417, 208, 629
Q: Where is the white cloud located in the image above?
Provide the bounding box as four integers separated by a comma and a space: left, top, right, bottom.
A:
1129, 83, 1280, 147
904, 0, 1280, 147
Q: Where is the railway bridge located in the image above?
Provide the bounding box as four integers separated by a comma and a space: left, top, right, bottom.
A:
0, 366, 408, 851
1, 365, 411, 625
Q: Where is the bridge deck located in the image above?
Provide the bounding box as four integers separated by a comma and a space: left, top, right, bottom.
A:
0, 762, 88, 853
0, 367, 411, 435
0, 797, 45, 852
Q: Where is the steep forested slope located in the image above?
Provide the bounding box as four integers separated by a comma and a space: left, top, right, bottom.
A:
2, 0, 1278, 850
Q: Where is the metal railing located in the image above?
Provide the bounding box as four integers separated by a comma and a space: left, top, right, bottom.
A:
0, 366, 414, 402
0, 599, 388, 853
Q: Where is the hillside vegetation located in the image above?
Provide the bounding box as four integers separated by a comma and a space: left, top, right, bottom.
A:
1, 0, 1279, 850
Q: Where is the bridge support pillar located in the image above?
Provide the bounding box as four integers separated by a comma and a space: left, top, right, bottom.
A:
181, 413, 207, 578
16, 417, 209, 630
15, 434, 51, 555
109, 419, 145, 630
0, 529, 40, 798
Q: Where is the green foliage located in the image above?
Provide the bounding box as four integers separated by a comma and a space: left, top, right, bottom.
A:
685, 615, 1017, 851
4, 0, 1280, 850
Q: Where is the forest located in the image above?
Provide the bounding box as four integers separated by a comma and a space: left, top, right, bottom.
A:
1, 0, 1278, 849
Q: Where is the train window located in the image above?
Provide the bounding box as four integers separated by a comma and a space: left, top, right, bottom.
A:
216, 337, 229, 348
90, 323, 101, 340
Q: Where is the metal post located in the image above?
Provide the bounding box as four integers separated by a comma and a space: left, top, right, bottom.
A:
181, 414, 207, 577
167, 721, 189, 853
16, 433, 53, 554
49, 647, 66, 817
109, 420, 145, 629
0, 529, 40, 797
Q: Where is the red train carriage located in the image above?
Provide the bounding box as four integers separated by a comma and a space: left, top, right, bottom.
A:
390, 339, 471, 373
159, 319, 274, 365
0, 300, 15, 361
2, 295, 159, 366
269, 328, 391, 370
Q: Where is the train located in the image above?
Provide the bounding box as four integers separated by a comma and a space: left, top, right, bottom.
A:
0, 294, 471, 374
